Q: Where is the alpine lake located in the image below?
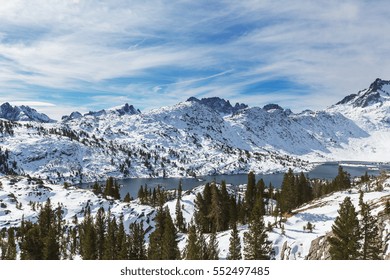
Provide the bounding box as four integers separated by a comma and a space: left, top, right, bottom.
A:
80, 161, 390, 199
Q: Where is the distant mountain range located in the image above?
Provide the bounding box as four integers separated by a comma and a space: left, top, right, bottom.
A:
1, 78, 389, 182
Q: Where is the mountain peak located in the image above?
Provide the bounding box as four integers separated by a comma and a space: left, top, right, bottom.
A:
263, 103, 283, 111
187, 96, 248, 115
114, 103, 141, 116
335, 78, 390, 108
0, 102, 55, 123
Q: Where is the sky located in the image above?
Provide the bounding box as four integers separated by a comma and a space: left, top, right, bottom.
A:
1, 0, 390, 120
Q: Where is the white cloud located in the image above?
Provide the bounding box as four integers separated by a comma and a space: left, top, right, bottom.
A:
0, 0, 390, 114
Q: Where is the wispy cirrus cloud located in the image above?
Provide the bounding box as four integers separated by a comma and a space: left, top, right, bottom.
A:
1, 0, 390, 119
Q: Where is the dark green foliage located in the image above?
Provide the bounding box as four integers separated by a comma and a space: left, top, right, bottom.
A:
194, 181, 237, 234
148, 206, 179, 260
243, 199, 272, 260
137, 185, 169, 207
178, 179, 183, 199
279, 168, 296, 213
161, 208, 180, 260
104, 213, 118, 259
128, 222, 147, 260
4, 228, 17, 260
206, 232, 220, 260
227, 222, 242, 260
104, 177, 120, 200
183, 223, 202, 260
95, 207, 106, 259
359, 193, 382, 260
20, 222, 43, 260
279, 170, 312, 213
19, 198, 62, 260
332, 166, 351, 191
79, 207, 97, 260
117, 216, 129, 259
175, 197, 186, 232
360, 171, 370, 183
329, 197, 360, 260
123, 193, 132, 203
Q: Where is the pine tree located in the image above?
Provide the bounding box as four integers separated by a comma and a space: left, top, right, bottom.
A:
148, 206, 179, 260
95, 207, 106, 260
227, 222, 242, 260
104, 214, 118, 259
80, 207, 97, 260
123, 193, 132, 202
360, 200, 383, 260
206, 232, 220, 260
175, 197, 185, 232
244, 171, 256, 218
5, 228, 16, 260
194, 193, 209, 233
329, 197, 361, 260
20, 222, 43, 260
161, 207, 180, 260
220, 180, 231, 230
243, 200, 271, 260
129, 222, 147, 260
183, 223, 201, 260
209, 183, 223, 232
117, 216, 128, 259
178, 179, 183, 199
280, 168, 297, 213
332, 166, 351, 191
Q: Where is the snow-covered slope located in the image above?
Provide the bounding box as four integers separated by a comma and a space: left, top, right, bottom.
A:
1, 174, 389, 259
325, 78, 390, 161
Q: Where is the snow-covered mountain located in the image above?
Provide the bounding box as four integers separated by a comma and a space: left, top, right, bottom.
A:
1, 79, 389, 182
324, 78, 390, 161
0, 102, 54, 123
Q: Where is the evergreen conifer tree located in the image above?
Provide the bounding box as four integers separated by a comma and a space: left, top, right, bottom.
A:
243, 200, 271, 260
359, 200, 383, 260
280, 168, 296, 213
206, 231, 220, 260
104, 215, 118, 259
95, 207, 106, 260
161, 207, 180, 259
227, 222, 242, 260
332, 166, 351, 191
329, 197, 361, 260
209, 183, 223, 232
129, 222, 147, 260
183, 223, 201, 260
5, 228, 16, 260
175, 197, 186, 232
117, 216, 128, 259
80, 207, 97, 260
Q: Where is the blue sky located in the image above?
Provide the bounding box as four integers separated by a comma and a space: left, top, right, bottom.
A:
1, 0, 390, 119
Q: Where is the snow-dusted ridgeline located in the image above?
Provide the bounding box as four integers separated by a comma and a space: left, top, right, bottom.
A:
0, 78, 390, 183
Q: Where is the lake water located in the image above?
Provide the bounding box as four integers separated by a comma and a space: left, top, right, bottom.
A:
81, 161, 390, 199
